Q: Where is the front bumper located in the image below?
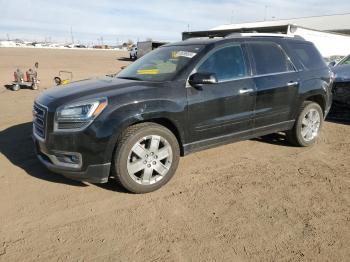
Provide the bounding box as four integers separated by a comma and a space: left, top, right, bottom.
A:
33, 135, 111, 184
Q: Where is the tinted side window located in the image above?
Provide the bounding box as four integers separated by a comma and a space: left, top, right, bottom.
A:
288, 42, 326, 70
249, 42, 294, 75
197, 45, 247, 81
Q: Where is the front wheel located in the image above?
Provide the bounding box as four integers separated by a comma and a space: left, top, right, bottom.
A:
12, 84, 20, 91
286, 101, 323, 147
112, 123, 180, 193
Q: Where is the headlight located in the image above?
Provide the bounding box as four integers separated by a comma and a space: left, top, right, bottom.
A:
54, 97, 108, 132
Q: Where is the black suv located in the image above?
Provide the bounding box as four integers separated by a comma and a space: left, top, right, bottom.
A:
33, 35, 333, 193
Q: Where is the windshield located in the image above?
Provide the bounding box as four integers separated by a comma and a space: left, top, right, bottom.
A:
118, 45, 203, 82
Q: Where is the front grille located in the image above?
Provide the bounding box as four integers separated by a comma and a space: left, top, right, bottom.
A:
33, 102, 48, 140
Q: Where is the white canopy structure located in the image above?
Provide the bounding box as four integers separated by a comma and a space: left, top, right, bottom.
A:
183, 13, 350, 58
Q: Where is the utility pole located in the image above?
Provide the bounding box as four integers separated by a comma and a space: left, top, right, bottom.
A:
230, 10, 234, 24
187, 24, 190, 32
70, 26, 74, 44
264, 5, 268, 21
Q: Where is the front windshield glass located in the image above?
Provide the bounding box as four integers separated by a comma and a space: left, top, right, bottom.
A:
117, 45, 203, 82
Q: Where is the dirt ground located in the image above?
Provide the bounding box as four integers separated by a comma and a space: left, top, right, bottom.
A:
0, 47, 349, 262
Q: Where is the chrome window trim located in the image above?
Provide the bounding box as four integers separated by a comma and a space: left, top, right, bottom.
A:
214, 70, 298, 84
186, 67, 298, 87
186, 70, 298, 87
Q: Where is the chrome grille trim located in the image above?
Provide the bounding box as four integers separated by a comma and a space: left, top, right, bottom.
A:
33, 102, 48, 141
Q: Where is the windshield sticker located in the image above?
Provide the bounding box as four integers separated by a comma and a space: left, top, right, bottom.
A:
173, 51, 197, 59
137, 69, 160, 75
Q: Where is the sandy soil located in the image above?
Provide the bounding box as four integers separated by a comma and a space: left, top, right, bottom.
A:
0, 47, 349, 262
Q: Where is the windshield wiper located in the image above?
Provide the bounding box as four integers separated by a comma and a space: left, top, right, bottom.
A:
117, 76, 143, 81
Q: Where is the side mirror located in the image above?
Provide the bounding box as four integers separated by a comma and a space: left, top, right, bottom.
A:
328, 61, 336, 67
188, 72, 218, 89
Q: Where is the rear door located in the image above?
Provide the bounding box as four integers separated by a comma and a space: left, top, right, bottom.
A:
186, 43, 256, 143
247, 41, 299, 128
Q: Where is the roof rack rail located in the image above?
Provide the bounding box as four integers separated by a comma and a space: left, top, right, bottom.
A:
184, 36, 222, 41
225, 32, 296, 38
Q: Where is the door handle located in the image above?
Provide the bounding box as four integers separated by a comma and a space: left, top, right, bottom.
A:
239, 88, 254, 94
287, 81, 299, 87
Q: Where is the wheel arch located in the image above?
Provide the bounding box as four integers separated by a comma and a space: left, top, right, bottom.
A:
105, 115, 186, 165
303, 94, 326, 115
128, 118, 185, 156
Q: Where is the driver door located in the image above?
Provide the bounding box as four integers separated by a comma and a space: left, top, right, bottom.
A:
186, 43, 256, 144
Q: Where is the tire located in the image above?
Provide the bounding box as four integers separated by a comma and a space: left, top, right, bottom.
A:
54, 77, 62, 86
286, 101, 323, 147
31, 83, 38, 90
12, 84, 20, 91
112, 123, 180, 193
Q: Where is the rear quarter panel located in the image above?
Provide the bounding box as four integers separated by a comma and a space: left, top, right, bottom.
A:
295, 68, 332, 117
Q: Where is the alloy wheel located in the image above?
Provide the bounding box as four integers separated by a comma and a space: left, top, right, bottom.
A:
301, 109, 321, 142
126, 135, 173, 185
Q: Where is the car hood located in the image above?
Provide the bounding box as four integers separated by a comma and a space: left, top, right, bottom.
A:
333, 64, 350, 82
36, 76, 156, 108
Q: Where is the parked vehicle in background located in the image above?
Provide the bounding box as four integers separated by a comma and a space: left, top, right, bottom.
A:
74, 44, 87, 48
33, 35, 333, 193
335, 55, 350, 66
130, 46, 137, 60
331, 54, 350, 107
329, 54, 350, 67
136, 41, 167, 59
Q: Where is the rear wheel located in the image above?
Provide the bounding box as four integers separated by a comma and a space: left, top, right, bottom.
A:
286, 101, 323, 147
31, 83, 38, 90
112, 123, 180, 193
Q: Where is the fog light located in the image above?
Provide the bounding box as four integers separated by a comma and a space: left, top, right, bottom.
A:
56, 154, 80, 164
51, 151, 82, 169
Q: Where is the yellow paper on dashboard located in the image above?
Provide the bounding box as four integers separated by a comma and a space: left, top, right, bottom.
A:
137, 69, 160, 75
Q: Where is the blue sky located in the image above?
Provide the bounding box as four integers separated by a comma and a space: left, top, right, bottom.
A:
0, 0, 349, 45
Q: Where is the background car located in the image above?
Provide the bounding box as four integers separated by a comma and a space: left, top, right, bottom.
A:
329, 54, 350, 67
331, 54, 350, 107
